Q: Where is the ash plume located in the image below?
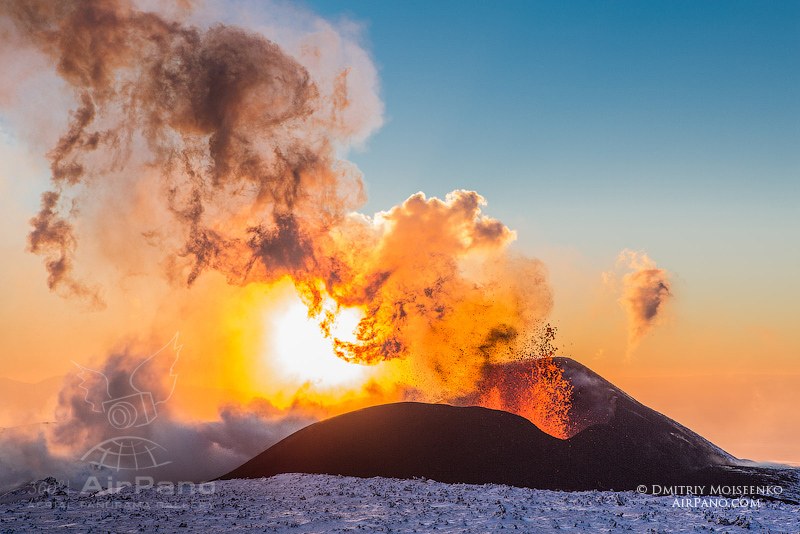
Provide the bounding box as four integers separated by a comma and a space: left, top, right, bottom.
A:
0, 341, 315, 491
0, 0, 565, 487
1, 0, 554, 399
1, 0, 367, 298
615, 249, 672, 352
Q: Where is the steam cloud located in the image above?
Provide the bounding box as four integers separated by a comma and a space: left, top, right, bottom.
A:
2, 0, 375, 306
615, 249, 672, 352
1, 0, 553, 395
0, 342, 315, 492
0, 0, 563, 487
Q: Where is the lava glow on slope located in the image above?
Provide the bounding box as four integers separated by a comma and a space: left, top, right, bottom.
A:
0, 0, 575, 443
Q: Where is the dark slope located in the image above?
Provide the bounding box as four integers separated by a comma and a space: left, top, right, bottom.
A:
222, 358, 795, 496
552, 357, 795, 494
224, 402, 586, 489
468, 356, 732, 467
551, 356, 735, 487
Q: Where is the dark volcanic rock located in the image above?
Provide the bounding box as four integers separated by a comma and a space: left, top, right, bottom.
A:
555, 356, 735, 489
224, 402, 584, 489
222, 358, 795, 498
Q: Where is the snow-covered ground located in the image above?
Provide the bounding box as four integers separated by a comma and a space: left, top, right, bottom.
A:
1, 473, 798, 532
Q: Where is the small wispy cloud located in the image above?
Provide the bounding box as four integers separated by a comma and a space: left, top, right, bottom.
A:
608, 249, 672, 356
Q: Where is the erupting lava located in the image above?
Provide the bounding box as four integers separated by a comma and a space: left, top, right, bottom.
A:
0, 0, 574, 441
473, 325, 574, 438
478, 358, 574, 439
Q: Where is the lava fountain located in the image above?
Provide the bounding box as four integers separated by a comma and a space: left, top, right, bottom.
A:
0, 0, 573, 440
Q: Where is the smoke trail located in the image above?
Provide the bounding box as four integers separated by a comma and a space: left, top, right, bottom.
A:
0, 341, 316, 492
0, 0, 568, 489
1, 0, 555, 395
615, 249, 672, 353
1, 0, 369, 299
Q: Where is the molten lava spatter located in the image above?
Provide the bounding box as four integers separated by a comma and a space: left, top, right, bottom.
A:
1, 0, 570, 437
472, 326, 573, 438
476, 359, 573, 439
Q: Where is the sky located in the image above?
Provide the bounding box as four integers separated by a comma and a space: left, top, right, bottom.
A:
305, 0, 800, 461
0, 0, 798, 466
310, 0, 799, 274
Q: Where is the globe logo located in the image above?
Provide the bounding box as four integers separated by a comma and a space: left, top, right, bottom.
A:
81, 436, 172, 471
74, 334, 181, 472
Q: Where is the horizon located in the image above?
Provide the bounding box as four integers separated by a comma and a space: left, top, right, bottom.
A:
0, 0, 798, 477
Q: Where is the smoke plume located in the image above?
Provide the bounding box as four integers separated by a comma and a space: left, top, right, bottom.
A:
1, 341, 316, 492
0, 0, 569, 488
2, 0, 374, 304
615, 249, 672, 352
1, 0, 555, 396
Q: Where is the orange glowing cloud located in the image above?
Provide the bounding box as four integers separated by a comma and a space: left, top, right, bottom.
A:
611, 249, 672, 355
0, 1, 577, 491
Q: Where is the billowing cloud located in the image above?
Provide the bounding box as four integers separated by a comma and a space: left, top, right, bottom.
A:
0, 0, 566, 491
1, 0, 377, 303
0, 341, 315, 492
614, 249, 672, 353
0, 0, 555, 396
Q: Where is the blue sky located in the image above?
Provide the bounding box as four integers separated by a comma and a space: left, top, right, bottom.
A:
304, 1, 798, 266
0, 0, 797, 462
294, 2, 800, 366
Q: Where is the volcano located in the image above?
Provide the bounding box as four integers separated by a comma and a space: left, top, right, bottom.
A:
223, 358, 796, 497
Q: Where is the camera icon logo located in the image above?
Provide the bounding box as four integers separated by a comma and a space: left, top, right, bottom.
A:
72, 334, 181, 429
102, 392, 158, 429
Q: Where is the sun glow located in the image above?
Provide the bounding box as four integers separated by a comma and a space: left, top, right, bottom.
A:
268, 293, 372, 389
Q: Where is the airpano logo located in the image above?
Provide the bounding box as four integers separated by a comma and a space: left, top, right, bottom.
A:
671, 496, 763, 509
72, 335, 181, 475
637, 484, 784, 497
636, 483, 785, 511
